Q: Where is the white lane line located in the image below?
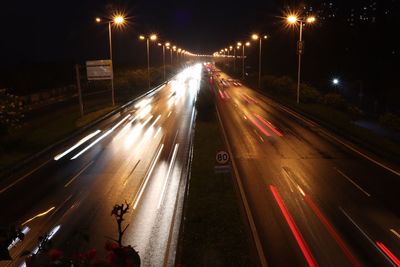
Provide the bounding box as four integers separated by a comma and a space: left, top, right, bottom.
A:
158, 143, 179, 209
340, 207, 396, 266
334, 167, 371, 197
64, 161, 94, 187
274, 103, 400, 177
132, 144, 164, 209
253, 129, 264, 143
390, 229, 400, 240
54, 130, 101, 160
0, 159, 51, 195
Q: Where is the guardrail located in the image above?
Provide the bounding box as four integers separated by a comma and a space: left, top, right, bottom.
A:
0, 80, 170, 181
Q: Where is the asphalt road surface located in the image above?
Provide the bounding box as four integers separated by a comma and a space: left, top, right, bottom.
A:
0, 64, 202, 267
210, 66, 400, 267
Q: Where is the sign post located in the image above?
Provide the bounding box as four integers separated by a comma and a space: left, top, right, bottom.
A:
86, 60, 114, 106
215, 150, 230, 173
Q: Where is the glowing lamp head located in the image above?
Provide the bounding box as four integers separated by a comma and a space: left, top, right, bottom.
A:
263, 35, 268, 39
150, 34, 157, 41
139, 35, 145, 40
165, 42, 170, 47
307, 16, 316, 23
113, 15, 125, 25
245, 42, 251, 46
287, 15, 298, 24
178, 48, 182, 52
95, 17, 101, 23
332, 78, 339, 85
237, 42, 242, 46
229, 46, 233, 50
252, 34, 259, 40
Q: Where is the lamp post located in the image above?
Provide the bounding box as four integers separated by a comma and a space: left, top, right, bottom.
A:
287, 15, 316, 104
96, 15, 125, 106
158, 42, 168, 81
139, 34, 158, 89
252, 34, 268, 89
237, 42, 250, 80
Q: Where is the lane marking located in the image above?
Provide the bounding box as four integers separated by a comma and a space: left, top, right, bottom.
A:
215, 107, 268, 267
271, 102, 400, 177
376, 242, 400, 267
270, 185, 318, 267
254, 114, 283, 137
64, 161, 94, 187
22, 206, 55, 226
158, 143, 179, 209
390, 229, 400, 240
334, 168, 371, 197
123, 160, 141, 186
253, 129, 264, 143
0, 159, 51, 194
339, 207, 395, 266
304, 195, 361, 267
132, 144, 164, 209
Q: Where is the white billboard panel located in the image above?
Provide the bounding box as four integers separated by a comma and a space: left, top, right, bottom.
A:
86, 60, 113, 80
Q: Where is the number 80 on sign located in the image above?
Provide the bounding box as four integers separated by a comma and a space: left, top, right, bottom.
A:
216, 151, 229, 165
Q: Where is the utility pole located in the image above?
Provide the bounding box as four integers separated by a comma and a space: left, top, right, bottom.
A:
75, 64, 84, 117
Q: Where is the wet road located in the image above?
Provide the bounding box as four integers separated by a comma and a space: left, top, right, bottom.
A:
0, 64, 202, 266
211, 67, 400, 267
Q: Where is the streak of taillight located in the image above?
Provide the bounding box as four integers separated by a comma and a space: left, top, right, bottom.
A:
376, 242, 400, 267
270, 185, 318, 267
304, 195, 361, 267
224, 91, 231, 99
218, 90, 225, 100
248, 115, 271, 137
254, 114, 283, 137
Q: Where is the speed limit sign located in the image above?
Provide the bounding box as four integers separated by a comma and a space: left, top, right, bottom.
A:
216, 151, 229, 165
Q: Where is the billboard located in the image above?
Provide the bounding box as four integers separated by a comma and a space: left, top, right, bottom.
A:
86, 60, 113, 80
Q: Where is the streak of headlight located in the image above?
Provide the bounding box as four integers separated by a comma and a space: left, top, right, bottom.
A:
54, 130, 101, 160
154, 127, 162, 139
133, 144, 164, 209
139, 104, 152, 119
158, 143, 179, 209
71, 115, 130, 159
134, 98, 152, 109
22, 207, 55, 225
8, 226, 30, 250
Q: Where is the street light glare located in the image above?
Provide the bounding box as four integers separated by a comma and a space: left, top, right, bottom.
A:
307, 16, 316, 23
237, 42, 242, 46
113, 15, 125, 25
95, 17, 101, 23
252, 34, 259, 40
333, 78, 339, 85
165, 42, 170, 47
245, 41, 251, 46
150, 34, 157, 41
139, 35, 145, 40
287, 15, 298, 24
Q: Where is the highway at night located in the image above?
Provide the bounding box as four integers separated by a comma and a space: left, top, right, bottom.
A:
210, 66, 400, 267
0, 64, 202, 267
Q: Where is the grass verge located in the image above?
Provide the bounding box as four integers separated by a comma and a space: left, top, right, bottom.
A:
180, 77, 253, 266
0, 105, 114, 170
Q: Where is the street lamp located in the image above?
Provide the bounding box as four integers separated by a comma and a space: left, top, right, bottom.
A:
95, 14, 126, 106
286, 14, 316, 104
158, 42, 168, 81
237, 41, 250, 80
139, 34, 158, 89
332, 78, 339, 85
252, 34, 268, 89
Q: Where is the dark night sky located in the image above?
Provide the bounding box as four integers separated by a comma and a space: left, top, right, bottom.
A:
0, 0, 278, 64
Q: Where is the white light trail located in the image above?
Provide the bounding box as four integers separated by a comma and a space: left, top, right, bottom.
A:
54, 130, 101, 160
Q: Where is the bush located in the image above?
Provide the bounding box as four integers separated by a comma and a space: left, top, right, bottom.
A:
379, 112, 400, 131
298, 83, 320, 103
320, 93, 347, 110
347, 105, 364, 120
261, 75, 295, 96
